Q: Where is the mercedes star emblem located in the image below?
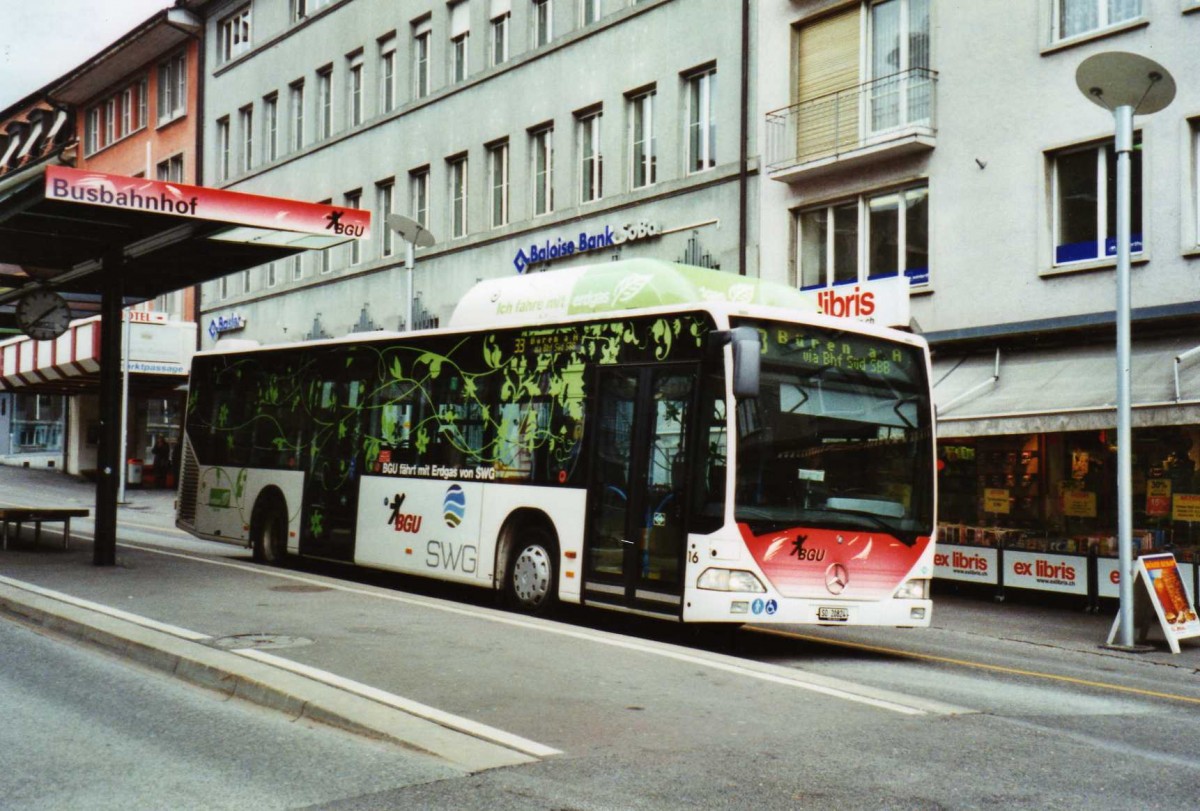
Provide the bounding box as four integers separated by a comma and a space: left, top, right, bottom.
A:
825, 563, 849, 595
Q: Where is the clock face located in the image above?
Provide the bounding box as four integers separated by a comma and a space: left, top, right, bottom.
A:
15, 289, 71, 341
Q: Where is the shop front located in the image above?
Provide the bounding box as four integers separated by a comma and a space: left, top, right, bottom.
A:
933, 338, 1200, 605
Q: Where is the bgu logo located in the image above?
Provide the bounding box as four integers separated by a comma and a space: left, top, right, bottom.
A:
386, 493, 423, 533
325, 209, 365, 237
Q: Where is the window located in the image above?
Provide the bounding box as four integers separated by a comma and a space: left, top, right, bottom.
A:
348, 55, 364, 126
221, 275, 230, 300
217, 117, 231, 181
1052, 135, 1143, 265
629, 88, 656, 188
582, 0, 600, 25
138, 79, 149, 129
491, 11, 509, 66
489, 141, 509, 228
414, 22, 432, 98
687, 68, 716, 173
157, 51, 187, 124
380, 37, 397, 113
868, 0, 930, 134
241, 269, 252, 294
121, 89, 133, 137
345, 190, 362, 265
289, 80, 305, 151
533, 0, 553, 46
292, 253, 304, 281
292, 0, 333, 22
85, 108, 100, 155
156, 154, 184, 182
449, 155, 468, 238
797, 184, 929, 288
317, 66, 333, 139
377, 180, 396, 257
240, 106, 254, 172
450, 2, 470, 82
1054, 0, 1141, 40
531, 125, 554, 216
267, 262, 278, 288
578, 109, 603, 203
219, 5, 252, 64
410, 167, 430, 229
263, 94, 278, 162
319, 199, 334, 274
104, 98, 116, 145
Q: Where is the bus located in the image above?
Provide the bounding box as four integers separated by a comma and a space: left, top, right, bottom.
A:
176, 259, 936, 626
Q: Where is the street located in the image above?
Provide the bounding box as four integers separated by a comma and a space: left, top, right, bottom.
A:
2, 469, 1200, 809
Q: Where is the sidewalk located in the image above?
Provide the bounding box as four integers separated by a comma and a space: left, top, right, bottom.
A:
2, 466, 1197, 773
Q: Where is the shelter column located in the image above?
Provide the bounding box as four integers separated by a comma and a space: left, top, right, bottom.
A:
94, 254, 123, 566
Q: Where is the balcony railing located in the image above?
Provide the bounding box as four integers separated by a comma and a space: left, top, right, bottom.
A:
766, 68, 938, 176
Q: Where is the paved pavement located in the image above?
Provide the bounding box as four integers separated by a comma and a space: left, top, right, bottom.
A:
2, 465, 1197, 775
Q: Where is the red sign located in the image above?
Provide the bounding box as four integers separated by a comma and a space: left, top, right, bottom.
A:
44, 166, 370, 240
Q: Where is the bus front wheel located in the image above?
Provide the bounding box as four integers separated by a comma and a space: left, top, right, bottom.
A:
252, 497, 288, 565
505, 526, 558, 615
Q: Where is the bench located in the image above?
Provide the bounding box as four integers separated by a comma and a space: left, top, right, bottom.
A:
0, 508, 90, 551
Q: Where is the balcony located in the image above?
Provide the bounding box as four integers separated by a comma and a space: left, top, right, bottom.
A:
765, 68, 937, 183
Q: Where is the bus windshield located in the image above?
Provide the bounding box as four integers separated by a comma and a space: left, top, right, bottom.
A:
731, 319, 933, 543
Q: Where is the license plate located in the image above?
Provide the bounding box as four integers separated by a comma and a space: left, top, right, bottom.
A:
818, 606, 849, 622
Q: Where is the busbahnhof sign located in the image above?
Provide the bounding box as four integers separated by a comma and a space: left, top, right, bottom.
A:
0, 166, 370, 565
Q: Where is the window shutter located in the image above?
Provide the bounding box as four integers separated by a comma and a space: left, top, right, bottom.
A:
795, 7, 861, 161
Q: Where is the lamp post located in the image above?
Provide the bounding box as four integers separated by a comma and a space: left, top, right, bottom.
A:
386, 214, 436, 331
1075, 52, 1175, 649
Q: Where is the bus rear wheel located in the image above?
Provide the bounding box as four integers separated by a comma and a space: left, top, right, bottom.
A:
505, 526, 558, 615
252, 498, 287, 565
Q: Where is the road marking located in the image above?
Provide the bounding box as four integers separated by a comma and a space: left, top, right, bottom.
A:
237, 649, 561, 758
0, 575, 211, 641
0, 572, 560, 759
117, 542, 935, 716
748, 626, 1200, 707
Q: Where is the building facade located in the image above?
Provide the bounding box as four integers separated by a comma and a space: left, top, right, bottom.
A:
761, 0, 1200, 597
194, 0, 751, 345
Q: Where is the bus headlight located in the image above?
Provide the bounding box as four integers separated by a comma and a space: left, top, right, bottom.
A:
698, 568, 767, 593
894, 579, 929, 600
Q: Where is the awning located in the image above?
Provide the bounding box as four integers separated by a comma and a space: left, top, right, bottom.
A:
933, 336, 1200, 438
0, 166, 371, 332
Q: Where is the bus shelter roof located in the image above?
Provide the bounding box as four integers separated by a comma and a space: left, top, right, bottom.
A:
0, 165, 371, 331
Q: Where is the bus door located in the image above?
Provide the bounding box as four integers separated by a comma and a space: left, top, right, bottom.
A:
299, 356, 367, 561
585, 365, 695, 615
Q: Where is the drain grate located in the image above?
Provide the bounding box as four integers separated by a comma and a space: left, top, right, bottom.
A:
269, 584, 332, 593
207, 633, 314, 651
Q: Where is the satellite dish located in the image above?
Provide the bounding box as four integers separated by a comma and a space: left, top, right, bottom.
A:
386, 214, 436, 248
1076, 52, 1175, 115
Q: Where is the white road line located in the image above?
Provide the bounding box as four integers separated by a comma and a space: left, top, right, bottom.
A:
0, 575, 212, 641
117, 542, 931, 716
237, 649, 562, 758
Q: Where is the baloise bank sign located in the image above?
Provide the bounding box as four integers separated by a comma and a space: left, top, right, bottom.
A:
512, 218, 660, 273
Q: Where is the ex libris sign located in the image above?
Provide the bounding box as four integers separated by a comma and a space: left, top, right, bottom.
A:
45, 166, 370, 240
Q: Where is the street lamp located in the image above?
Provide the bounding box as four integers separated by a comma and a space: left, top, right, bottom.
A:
386, 214, 436, 331
1075, 52, 1175, 649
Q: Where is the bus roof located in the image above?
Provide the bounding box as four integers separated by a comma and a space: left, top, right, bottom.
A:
448, 259, 815, 329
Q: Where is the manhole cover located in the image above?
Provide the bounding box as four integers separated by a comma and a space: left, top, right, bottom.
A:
269, 584, 332, 593
207, 633, 313, 651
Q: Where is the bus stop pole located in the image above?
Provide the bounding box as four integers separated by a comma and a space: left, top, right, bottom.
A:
93, 256, 123, 566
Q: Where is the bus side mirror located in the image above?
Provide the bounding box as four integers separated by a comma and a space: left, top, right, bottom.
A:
710, 327, 760, 399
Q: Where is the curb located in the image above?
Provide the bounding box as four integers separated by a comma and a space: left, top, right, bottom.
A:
0, 580, 537, 773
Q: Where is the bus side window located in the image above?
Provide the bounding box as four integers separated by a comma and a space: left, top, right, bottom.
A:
690, 373, 727, 533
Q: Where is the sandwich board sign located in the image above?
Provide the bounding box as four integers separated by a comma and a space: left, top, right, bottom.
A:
1107, 553, 1200, 653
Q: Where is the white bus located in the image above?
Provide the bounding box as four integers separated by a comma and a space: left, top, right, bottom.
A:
177, 259, 936, 626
